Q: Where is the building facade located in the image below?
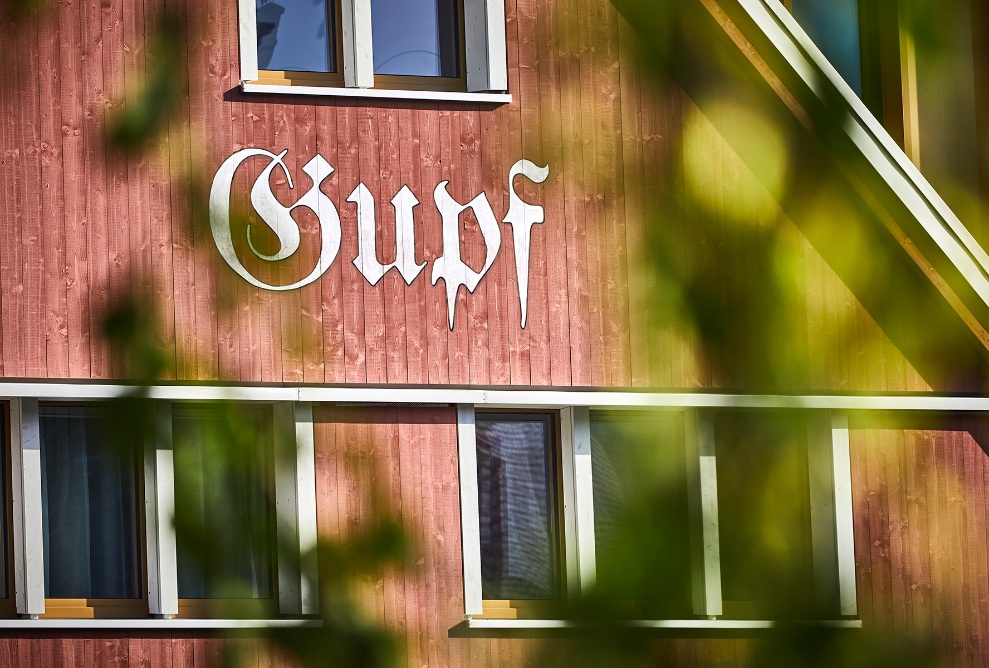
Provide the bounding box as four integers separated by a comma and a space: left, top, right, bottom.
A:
0, 0, 987, 665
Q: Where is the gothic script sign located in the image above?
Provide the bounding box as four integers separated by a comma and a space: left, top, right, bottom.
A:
209, 149, 548, 329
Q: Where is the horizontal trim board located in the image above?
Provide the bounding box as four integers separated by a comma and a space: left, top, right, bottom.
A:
241, 82, 512, 104
466, 618, 863, 630
0, 618, 321, 629
1, 381, 989, 412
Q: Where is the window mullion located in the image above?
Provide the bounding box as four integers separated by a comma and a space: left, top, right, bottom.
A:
9, 398, 45, 618
236, 0, 260, 82
145, 400, 178, 618
684, 409, 723, 618
563, 407, 596, 595
464, 0, 508, 91
829, 411, 858, 617
558, 408, 580, 599
341, 0, 375, 87
273, 402, 320, 616
456, 404, 483, 616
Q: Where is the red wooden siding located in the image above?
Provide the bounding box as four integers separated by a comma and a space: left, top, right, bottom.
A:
0, 0, 947, 393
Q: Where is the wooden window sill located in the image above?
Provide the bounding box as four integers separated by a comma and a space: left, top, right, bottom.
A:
464, 618, 863, 630
0, 618, 320, 629
240, 81, 511, 104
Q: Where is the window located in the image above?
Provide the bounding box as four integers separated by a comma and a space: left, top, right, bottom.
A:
172, 404, 277, 618
712, 410, 816, 618
4, 397, 318, 621
589, 411, 691, 618
786, 0, 907, 149
475, 413, 562, 618
239, 0, 509, 97
38, 405, 145, 618
459, 405, 857, 624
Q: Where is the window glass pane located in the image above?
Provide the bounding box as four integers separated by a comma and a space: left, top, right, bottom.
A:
370, 0, 460, 77
173, 405, 274, 600
256, 0, 336, 73
39, 405, 142, 599
476, 414, 559, 600
590, 411, 691, 614
714, 411, 814, 616
0, 410, 8, 600
792, 0, 863, 96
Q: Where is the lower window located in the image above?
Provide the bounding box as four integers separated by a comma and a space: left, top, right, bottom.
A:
713, 410, 816, 618
172, 404, 277, 618
38, 404, 145, 618
590, 411, 692, 617
475, 412, 562, 618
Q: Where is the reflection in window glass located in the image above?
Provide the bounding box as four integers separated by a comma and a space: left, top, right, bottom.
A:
173, 405, 274, 600
715, 411, 814, 616
39, 405, 142, 599
370, 0, 460, 77
791, 0, 863, 96
256, 0, 336, 72
476, 414, 559, 600
590, 412, 690, 613
591, 411, 690, 614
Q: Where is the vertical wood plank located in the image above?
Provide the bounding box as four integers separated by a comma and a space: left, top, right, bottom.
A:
38, 8, 68, 379
316, 104, 346, 384
398, 104, 429, 385
377, 105, 409, 385
357, 105, 387, 384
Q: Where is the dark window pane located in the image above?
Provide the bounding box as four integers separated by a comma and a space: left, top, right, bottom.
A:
371, 0, 460, 77
714, 411, 814, 616
0, 410, 7, 600
476, 414, 559, 600
792, 0, 863, 96
256, 0, 336, 72
590, 412, 691, 614
173, 405, 274, 600
39, 405, 142, 599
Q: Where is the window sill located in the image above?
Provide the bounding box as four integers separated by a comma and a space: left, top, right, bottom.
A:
240, 81, 512, 104
464, 618, 863, 631
0, 618, 321, 629
452, 617, 863, 638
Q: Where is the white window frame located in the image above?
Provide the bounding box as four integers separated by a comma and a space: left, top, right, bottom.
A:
8, 398, 320, 621
457, 404, 860, 630
0, 380, 982, 628
236, 0, 512, 103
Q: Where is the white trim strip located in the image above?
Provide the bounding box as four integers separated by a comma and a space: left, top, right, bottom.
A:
340, 0, 374, 88
295, 402, 320, 615
0, 381, 986, 411
558, 408, 581, 600
456, 404, 484, 616
10, 398, 45, 617
271, 402, 320, 615
241, 82, 512, 104
830, 412, 858, 617
0, 618, 321, 629
569, 407, 597, 593
145, 401, 178, 617
467, 618, 862, 630
236, 0, 259, 82
684, 409, 722, 617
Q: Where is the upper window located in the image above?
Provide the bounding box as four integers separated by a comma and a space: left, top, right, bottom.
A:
240, 0, 508, 96
786, 0, 907, 149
